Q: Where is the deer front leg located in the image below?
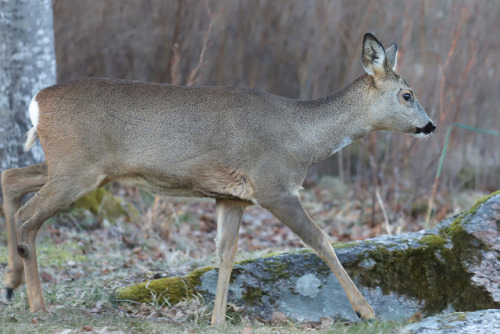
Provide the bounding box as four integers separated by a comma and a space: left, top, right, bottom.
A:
259, 192, 375, 320
1, 163, 47, 300
211, 198, 248, 325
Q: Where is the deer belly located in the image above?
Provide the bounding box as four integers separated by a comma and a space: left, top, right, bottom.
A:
116, 169, 255, 201
116, 175, 207, 198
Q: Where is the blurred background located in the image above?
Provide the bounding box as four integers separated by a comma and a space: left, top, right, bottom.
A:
52, 0, 499, 225
2, 0, 500, 245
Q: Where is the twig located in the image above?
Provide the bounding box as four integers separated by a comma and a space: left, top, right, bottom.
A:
375, 188, 391, 235
170, 43, 181, 85
186, 0, 215, 86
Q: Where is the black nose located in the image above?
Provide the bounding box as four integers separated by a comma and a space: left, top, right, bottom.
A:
416, 122, 436, 135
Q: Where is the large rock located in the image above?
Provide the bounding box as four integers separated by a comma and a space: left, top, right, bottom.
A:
116, 191, 500, 322
399, 309, 500, 334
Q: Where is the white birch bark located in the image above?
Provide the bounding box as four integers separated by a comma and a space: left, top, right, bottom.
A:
0, 0, 55, 180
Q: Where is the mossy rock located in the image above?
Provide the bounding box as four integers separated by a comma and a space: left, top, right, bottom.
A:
356, 190, 500, 315
116, 267, 214, 304
114, 191, 500, 322
72, 188, 139, 222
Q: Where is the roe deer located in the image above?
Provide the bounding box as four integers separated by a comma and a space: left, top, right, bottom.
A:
1, 33, 435, 324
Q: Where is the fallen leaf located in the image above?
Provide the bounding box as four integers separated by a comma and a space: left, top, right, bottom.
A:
270, 311, 287, 323
300, 323, 314, 330
40, 271, 53, 282
240, 326, 253, 334
409, 311, 422, 323
320, 316, 334, 329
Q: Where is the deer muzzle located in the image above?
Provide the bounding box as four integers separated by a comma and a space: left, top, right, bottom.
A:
415, 122, 436, 135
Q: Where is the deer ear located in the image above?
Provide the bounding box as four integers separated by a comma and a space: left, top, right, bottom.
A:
385, 42, 398, 71
362, 33, 386, 76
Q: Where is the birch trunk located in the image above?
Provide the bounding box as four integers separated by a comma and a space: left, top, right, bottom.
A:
0, 0, 56, 199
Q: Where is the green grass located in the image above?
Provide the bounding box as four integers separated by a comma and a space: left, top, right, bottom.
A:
1, 305, 193, 334
0, 301, 403, 334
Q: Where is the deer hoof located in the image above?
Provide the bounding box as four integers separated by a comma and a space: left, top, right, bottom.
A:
356, 308, 376, 321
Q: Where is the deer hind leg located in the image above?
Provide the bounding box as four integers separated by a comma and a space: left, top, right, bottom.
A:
14, 171, 105, 313
1, 163, 48, 300
258, 192, 375, 320
211, 198, 248, 325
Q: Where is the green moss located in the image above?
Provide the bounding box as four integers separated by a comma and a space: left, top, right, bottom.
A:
115, 266, 214, 305
241, 286, 265, 305
442, 190, 500, 261
450, 190, 500, 226
453, 313, 468, 322
236, 242, 359, 268
358, 244, 492, 314
294, 248, 314, 255
332, 241, 360, 249
262, 258, 290, 280
236, 253, 293, 281
444, 223, 483, 264
418, 235, 447, 252
236, 250, 286, 266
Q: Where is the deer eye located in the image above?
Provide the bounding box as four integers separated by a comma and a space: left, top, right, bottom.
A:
403, 93, 412, 102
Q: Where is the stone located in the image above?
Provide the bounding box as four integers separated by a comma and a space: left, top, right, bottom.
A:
399, 309, 500, 334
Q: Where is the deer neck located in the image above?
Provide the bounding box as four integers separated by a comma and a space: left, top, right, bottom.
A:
296, 75, 374, 165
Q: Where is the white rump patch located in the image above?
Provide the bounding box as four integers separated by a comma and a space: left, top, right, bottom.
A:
24, 94, 40, 151
28, 95, 39, 128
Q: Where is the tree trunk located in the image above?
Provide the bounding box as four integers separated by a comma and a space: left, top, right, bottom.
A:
0, 0, 56, 199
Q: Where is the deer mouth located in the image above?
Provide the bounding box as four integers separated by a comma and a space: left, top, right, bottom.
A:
415, 122, 436, 135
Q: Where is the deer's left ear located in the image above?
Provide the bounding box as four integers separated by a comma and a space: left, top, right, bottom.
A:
385, 42, 398, 71
362, 33, 386, 77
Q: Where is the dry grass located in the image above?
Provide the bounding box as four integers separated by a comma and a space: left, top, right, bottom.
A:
0, 191, 407, 333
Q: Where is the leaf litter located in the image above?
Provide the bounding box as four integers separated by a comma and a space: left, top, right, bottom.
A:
0, 179, 488, 332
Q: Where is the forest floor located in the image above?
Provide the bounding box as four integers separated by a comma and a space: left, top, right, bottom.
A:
0, 178, 488, 333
